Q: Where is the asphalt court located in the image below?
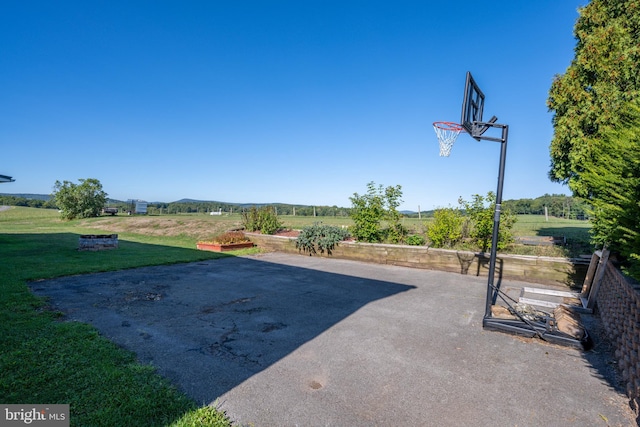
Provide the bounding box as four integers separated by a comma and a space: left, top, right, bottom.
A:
31, 252, 636, 426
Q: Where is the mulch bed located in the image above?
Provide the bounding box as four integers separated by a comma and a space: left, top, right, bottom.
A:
272, 229, 300, 237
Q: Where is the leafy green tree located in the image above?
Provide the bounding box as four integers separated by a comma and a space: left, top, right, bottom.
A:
349, 182, 405, 243
52, 178, 108, 220
383, 184, 407, 243
581, 102, 640, 276
459, 192, 516, 252
547, 0, 640, 196
349, 182, 387, 242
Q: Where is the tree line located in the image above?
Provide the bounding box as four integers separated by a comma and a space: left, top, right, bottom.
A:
1, 191, 588, 220
0, 195, 55, 209
502, 194, 589, 219
147, 202, 350, 217
0, 194, 589, 219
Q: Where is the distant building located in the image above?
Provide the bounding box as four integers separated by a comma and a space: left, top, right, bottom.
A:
127, 199, 147, 215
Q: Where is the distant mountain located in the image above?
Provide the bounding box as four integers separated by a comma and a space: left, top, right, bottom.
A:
172, 198, 214, 203
171, 199, 293, 208
1, 194, 298, 207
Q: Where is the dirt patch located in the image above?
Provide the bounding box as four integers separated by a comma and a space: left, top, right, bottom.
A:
272, 229, 300, 237
79, 216, 244, 240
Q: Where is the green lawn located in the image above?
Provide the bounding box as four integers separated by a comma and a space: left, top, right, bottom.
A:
508, 214, 592, 257
0, 207, 250, 426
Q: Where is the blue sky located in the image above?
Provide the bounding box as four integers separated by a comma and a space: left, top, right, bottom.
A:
1, 1, 584, 210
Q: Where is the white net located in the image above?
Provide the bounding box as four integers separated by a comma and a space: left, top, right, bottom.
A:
433, 122, 463, 157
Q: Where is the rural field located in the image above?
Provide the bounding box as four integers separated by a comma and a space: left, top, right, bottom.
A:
0, 207, 593, 426
77, 209, 592, 258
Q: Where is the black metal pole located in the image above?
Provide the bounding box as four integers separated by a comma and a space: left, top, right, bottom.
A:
484, 124, 509, 319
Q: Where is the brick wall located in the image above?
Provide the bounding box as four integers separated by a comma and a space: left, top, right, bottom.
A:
596, 262, 640, 415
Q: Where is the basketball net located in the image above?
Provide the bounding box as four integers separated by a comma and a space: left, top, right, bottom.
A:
433, 121, 463, 157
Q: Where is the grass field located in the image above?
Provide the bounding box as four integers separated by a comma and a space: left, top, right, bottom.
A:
0, 207, 253, 426
0, 207, 592, 426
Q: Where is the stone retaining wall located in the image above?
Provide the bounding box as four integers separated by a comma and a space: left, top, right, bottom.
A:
246, 233, 587, 287
596, 262, 640, 416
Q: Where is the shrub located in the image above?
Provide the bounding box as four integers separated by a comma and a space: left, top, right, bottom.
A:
426, 208, 464, 248
349, 183, 385, 242
459, 192, 516, 251
242, 206, 283, 235
295, 223, 351, 255
383, 185, 407, 243
349, 182, 405, 243
405, 234, 426, 246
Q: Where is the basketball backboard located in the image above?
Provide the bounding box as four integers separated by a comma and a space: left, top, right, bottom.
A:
461, 71, 485, 137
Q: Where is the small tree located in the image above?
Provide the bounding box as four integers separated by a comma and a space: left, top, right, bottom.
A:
349, 182, 386, 243
459, 192, 516, 252
52, 178, 107, 220
383, 184, 408, 243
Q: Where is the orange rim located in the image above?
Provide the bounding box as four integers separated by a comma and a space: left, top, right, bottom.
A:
433, 121, 464, 131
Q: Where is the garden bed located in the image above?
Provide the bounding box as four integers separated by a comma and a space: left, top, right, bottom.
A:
196, 241, 255, 252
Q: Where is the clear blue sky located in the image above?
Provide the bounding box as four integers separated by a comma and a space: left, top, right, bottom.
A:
1, 1, 584, 210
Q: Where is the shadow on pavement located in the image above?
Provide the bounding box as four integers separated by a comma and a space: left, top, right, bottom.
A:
31, 254, 415, 403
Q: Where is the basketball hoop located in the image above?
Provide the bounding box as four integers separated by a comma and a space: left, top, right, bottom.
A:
433, 121, 464, 157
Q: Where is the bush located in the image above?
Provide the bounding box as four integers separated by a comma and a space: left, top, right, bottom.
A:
242, 206, 283, 235
295, 223, 351, 255
349, 182, 405, 243
426, 208, 464, 248
405, 234, 426, 246
459, 192, 515, 251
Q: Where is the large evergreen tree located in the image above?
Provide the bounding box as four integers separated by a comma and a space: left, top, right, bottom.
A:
547, 0, 640, 196
580, 102, 640, 275
548, 0, 640, 276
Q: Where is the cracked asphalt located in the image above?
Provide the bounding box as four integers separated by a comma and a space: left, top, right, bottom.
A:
31, 252, 636, 426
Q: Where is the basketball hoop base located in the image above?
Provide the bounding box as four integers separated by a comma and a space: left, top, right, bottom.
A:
433, 121, 464, 157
